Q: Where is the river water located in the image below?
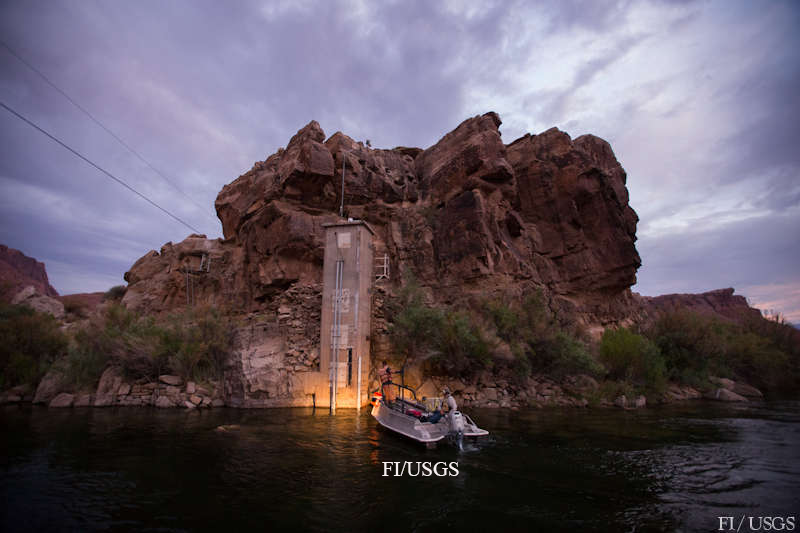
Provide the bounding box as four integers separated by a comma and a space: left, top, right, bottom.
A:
2, 401, 799, 532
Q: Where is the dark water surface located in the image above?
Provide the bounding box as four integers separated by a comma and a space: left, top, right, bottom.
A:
2, 402, 799, 532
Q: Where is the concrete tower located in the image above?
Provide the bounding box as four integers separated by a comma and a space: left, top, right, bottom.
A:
318, 220, 374, 411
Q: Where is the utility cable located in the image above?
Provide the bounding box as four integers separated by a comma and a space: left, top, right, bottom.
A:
0, 100, 202, 234
0, 39, 218, 225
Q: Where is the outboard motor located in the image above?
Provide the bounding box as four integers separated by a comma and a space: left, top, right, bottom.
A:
450, 410, 466, 433
448, 410, 466, 450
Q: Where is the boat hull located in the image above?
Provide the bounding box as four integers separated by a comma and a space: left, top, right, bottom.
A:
371, 401, 489, 445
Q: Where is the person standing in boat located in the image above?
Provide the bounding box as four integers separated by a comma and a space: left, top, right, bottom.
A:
443, 387, 458, 413
378, 361, 395, 404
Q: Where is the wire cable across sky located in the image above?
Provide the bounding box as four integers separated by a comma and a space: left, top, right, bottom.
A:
0, 100, 202, 234
0, 39, 219, 226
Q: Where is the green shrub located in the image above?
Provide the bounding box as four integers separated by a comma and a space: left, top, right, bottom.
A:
485, 291, 601, 378
600, 327, 666, 391
389, 276, 495, 377
67, 303, 234, 387
648, 311, 725, 382
64, 300, 88, 318
646, 310, 799, 393
104, 285, 127, 301
0, 303, 68, 389
390, 281, 605, 381
485, 298, 520, 341
0, 281, 16, 304
533, 331, 603, 378
511, 342, 532, 379
387, 277, 445, 361
427, 310, 493, 377
165, 307, 234, 381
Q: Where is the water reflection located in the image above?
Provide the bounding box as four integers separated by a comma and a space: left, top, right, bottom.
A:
1, 402, 799, 532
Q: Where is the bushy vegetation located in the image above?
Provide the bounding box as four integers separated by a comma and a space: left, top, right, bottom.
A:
388, 277, 799, 397
104, 285, 127, 301
645, 310, 799, 393
434, 310, 493, 376
388, 278, 492, 377
599, 327, 666, 392
388, 278, 600, 380
64, 304, 234, 388
0, 303, 68, 389
63, 300, 89, 319
485, 293, 601, 379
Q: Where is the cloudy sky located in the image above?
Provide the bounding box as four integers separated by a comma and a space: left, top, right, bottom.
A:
1, 0, 798, 322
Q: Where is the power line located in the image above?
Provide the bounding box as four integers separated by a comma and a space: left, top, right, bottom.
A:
0, 100, 202, 234
0, 39, 218, 225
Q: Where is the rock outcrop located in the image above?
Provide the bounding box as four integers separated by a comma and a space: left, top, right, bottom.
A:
0, 244, 59, 300
644, 288, 762, 324
118, 112, 648, 406
125, 113, 641, 323
12, 285, 65, 319
118, 112, 773, 408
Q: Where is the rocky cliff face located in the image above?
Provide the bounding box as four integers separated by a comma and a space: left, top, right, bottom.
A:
0, 244, 59, 299
125, 112, 641, 323
120, 112, 651, 405
643, 288, 763, 323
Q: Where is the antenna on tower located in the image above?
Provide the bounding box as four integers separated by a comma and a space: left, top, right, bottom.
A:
340, 150, 346, 218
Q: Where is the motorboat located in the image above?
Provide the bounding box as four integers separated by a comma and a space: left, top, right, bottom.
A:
370, 382, 488, 448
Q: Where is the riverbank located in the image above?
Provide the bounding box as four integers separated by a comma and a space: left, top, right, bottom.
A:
0, 367, 765, 410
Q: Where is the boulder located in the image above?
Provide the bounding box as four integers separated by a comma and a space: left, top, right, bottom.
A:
634, 395, 646, 408
186, 381, 196, 394
159, 375, 183, 386
481, 388, 498, 402
73, 394, 93, 407
732, 382, 763, 398
117, 383, 131, 396
0, 393, 22, 404
49, 393, 74, 408
2, 384, 32, 403
94, 367, 123, 407
33, 369, 66, 404
12, 286, 65, 319
183, 400, 197, 409
706, 388, 748, 402
664, 384, 702, 401
614, 395, 627, 408
155, 396, 174, 408
189, 394, 203, 405
710, 377, 736, 390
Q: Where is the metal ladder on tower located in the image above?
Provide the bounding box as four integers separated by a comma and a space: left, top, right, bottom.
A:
374, 251, 389, 281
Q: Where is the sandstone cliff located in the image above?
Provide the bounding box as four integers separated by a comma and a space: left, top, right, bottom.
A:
124, 112, 641, 323
0, 244, 59, 299
644, 288, 762, 324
